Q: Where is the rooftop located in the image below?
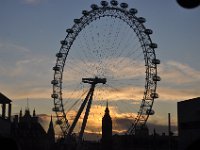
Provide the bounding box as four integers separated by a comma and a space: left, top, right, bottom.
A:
178, 97, 200, 104
0, 93, 12, 104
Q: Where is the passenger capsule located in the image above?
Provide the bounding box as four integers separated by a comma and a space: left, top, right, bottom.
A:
138, 17, 146, 23
53, 66, 60, 71
149, 43, 158, 49
153, 75, 161, 81
66, 29, 74, 34
101, 1, 109, 7
51, 80, 59, 85
56, 120, 62, 125
144, 29, 153, 35
129, 8, 138, 15
120, 3, 128, 9
110, 0, 118, 6
146, 109, 155, 115
60, 40, 67, 45
91, 4, 99, 10
82, 10, 89, 16
150, 93, 159, 99
56, 52, 63, 58
152, 59, 160, 65
51, 93, 58, 99
74, 19, 81, 24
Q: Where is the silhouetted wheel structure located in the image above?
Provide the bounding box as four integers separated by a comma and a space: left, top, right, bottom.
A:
51, 0, 161, 142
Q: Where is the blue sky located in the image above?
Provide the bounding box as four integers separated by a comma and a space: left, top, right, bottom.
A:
0, 0, 200, 137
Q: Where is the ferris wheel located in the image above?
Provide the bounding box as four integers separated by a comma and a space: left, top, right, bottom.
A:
51, 0, 160, 141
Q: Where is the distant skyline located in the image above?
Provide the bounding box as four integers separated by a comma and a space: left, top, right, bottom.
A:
0, 0, 200, 137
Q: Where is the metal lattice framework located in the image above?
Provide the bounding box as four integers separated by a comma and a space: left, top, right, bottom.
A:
51, 0, 161, 138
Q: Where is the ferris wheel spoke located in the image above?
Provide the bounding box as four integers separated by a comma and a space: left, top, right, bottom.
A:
66, 57, 96, 77
114, 22, 130, 52
63, 84, 86, 107
81, 29, 97, 60
65, 90, 90, 121
103, 41, 141, 72
118, 55, 143, 75
110, 31, 137, 61
109, 45, 142, 70
104, 18, 125, 60
72, 38, 98, 74
104, 17, 116, 53
107, 80, 142, 88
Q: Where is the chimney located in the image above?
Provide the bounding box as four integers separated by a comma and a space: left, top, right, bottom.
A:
168, 113, 171, 136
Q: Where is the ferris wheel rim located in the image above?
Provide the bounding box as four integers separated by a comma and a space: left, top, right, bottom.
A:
52, 1, 160, 136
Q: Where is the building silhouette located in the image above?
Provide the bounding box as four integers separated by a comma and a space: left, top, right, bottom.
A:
101, 101, 113, 150
100, 101, 177, 150
0, 92, 56, 150
0, 92, 180, 150
11, 108, 55, 150
178, 97, 200, 150
0, 93, 18, 149
0, 92, 12, 137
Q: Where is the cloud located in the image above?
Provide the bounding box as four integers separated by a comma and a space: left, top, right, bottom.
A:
37, 104, 166, 140
82, 132, 101, 141
112, 117, 133, 134
0, 55, 145, 101
37, 114, 58, 132
0, 42, 31, 53
0, 54, 54, 100
62, 59, 200, 104
0, 41, 32, 78
32, 99, 177, 140
61, 86, 144, 103
22, 0, 47, 5
157, 60, 200, 101
65, 105, 108, 133
158, 87, 199, 101
63, 104, 137, 135
159, 60, 200, 84
1, 45, 199, 138
64, 57, 144, 81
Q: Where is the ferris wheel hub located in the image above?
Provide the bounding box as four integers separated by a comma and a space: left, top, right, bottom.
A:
82, 77, 107, 85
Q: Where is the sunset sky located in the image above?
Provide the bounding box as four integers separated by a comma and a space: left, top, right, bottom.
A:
0, 0, 200, 138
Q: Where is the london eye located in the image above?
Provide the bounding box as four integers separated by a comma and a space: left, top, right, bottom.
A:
51, 0, 161, 143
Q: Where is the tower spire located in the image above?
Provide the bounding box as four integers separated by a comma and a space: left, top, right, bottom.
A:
50, 115, 53, 122
47, 115, 55, 143
105, 100, 109, 114
33, 108, 36, 117
106, 100, 108, 108
102, 100, 112, 149
20, 108, 22, 117
26, 98, 29, 110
